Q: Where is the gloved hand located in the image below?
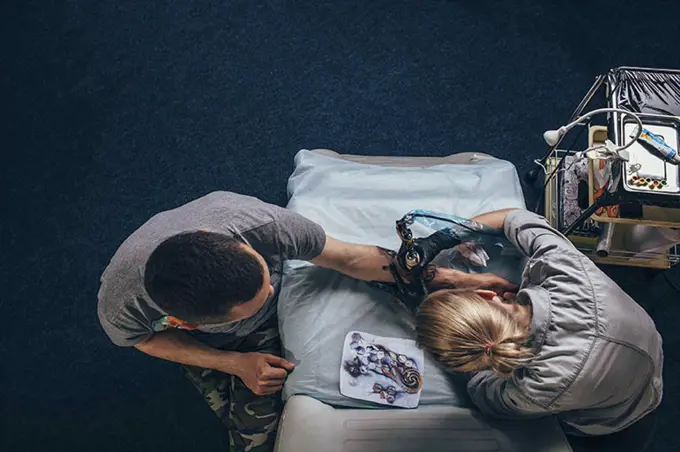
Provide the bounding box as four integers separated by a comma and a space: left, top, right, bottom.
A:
453, 242, 490, 267
397, 228, 461, 273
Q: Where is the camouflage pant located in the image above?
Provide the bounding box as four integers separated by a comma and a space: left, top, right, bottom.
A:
183, 316, 283, 452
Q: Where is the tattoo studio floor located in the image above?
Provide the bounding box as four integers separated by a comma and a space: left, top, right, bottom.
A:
3, 1, 680, 451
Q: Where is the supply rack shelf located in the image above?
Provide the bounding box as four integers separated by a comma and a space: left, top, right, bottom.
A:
534, 67, 680, 269
543, 149, 680, 269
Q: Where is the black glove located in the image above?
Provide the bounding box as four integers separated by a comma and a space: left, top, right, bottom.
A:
397, 228, 461, 273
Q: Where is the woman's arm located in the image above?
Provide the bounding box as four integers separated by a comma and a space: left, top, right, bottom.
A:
312, 237, 517, 292
470, 208, 519, 230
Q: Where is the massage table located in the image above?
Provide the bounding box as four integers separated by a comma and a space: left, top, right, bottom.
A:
273, 149, 573, 452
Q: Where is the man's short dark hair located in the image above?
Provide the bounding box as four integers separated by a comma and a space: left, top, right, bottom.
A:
144, 231, 264, 323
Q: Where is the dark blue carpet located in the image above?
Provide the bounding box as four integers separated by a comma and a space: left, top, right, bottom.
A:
2, 1, 679, 451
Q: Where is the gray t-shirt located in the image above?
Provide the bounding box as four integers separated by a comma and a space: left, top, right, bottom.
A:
97, 191, 327, 348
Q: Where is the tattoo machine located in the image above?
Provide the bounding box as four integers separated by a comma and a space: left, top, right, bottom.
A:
396, 213, 422, 270
392, 213, 430, 297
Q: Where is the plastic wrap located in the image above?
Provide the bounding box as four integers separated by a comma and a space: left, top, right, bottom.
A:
406, 209, 521, 270
625, 225, 680, 255
609, 67, 680, 117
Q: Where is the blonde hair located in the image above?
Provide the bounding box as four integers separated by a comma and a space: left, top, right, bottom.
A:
416, 289, 533, 377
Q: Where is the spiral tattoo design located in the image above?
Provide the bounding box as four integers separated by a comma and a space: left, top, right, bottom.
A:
344, 333, 423, 395
398, 367, 423, 393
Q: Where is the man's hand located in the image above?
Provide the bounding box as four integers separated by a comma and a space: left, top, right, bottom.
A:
133, 331, 295, 396
229, 352, 295, 396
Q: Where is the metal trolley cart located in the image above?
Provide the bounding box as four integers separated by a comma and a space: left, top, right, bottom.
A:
531, 67, 680, 269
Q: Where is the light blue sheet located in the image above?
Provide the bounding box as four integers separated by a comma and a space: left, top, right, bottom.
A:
278, 150, 527, 408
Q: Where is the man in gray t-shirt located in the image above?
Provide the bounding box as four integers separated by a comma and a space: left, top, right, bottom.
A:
98, 191, 327, 350
98, 191, 514, 451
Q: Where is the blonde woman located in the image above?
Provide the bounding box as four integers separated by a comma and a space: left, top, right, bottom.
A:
403, 208, 663, 448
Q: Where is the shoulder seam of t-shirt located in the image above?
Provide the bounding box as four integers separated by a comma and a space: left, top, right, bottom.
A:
105, 218, 279, 328
107, 295, 148, 332
226, 219, 277, 249
99, 306, 151, 346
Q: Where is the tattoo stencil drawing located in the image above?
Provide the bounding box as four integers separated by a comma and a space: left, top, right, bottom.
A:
343, 332, 423, 404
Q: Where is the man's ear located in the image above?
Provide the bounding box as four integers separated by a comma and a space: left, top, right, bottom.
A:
474, 289, 497, 300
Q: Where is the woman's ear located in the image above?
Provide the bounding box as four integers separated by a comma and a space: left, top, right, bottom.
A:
475, 289, 506, 307
474, 289, 497, 300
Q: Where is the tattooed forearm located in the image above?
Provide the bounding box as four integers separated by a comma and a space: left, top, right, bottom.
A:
376, 246, 397, 270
